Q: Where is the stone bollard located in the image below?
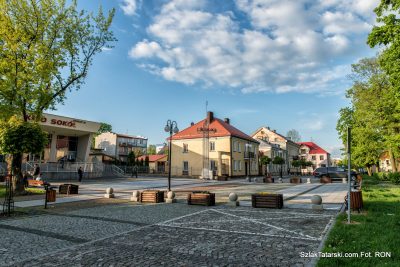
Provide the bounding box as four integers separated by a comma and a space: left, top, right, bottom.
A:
104, 187, 115, 198
311, 195, 323, 210
278, 178, 283, 183
166, 191, 177, 203
228, 192, 239, 207
307, 178, 311, 184
130, 190, 140, 202
342, 178, 347, 183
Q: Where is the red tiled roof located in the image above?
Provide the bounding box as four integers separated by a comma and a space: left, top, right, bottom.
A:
297, 142, 329, 154
170, 118, 258, 143
137, 155, 167, 162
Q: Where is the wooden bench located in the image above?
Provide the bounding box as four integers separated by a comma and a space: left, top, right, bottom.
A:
139, 190, 164, 203
252, 193, 283, 209
27, 179, 45, 187
290, 177, 301, 184
320, 176, 332, 183
187, 192, 215, 206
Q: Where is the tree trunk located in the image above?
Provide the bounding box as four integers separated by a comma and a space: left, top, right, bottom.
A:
11, 152, 26, 194
388, 150, 398, 172
367, 166, 372, 176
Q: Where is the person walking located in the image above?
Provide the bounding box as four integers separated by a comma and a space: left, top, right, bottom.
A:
78, 167, 83, 182
33, 164, 40, 179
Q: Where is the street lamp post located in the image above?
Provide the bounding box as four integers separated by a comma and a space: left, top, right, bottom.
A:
164, 120, 179, 191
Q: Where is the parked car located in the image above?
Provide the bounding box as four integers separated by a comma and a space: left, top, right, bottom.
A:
313, 167, 357, 180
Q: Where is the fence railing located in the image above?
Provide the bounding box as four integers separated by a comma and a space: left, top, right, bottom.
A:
23, 161, 104, 173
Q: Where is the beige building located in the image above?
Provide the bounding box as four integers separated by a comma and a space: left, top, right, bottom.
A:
137, 154, 168, 173
379, 151, 400, 172
26, 113, 101, 162
257, 138, 287, 175
252, 126, 300, 173
95, 132, 147, 163
170, 112, 259, 178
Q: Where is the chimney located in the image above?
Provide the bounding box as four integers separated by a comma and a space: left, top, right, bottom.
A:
207, 111, 214, 124
224, 118, 230, 124
190, 122, 194, 126
273, 129, 276, 133
267, 126, 270, 130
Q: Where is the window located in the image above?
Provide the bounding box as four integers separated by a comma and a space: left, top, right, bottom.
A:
239, 160, 242, 171
386, 160, 390, 166
233, 160, 237, 171
300, 149, 307, 154
312, 155, 316, 160
210, 141, 215, 151
320, 155, 324, 160
238, 142, 241, 152
183, 161, 189, 171
183, 143, 188, 153
210, 160, 217, 171
233, 141, 236, 152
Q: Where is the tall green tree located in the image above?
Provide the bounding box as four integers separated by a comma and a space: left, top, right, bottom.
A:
368, 1, 400, 170
0, 0, 115, 192
336, 57, 397, 174
127, 151, 135, 166
259, 155, 271, 175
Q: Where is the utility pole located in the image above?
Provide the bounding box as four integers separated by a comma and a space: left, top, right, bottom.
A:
347, 127, 351, 223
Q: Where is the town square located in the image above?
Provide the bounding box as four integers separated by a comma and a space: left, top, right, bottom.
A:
0, 0, 399, 266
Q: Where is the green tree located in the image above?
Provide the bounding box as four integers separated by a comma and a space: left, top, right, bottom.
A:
0, 0, 115, 192
272, 156, 285, 178
147, 145, 156, 155
145, 156, 149, 167
286, 129, 301, 142
368, 1, 400, 170
0, 117, 47, 192
336, 57, 396, 175
259, 155, 271, 175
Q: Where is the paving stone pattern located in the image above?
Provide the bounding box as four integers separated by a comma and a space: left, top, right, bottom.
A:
1, 204, 336, 266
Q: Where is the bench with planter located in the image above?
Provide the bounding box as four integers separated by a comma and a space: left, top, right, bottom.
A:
139, 190, 165, 203
320, 176, 332, 183
251, 193, 283, 209
187, 191, 215, 206
59, 184, 79, 194
290, 177, 302, 184
27, 179, 45, 187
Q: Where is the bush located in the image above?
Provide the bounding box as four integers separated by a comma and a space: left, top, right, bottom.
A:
388, 172, 400, 184
374, 172, 389, 181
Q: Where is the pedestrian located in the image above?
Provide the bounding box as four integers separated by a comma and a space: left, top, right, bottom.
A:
22, 171, 29, 188
33, 164, 40, 179
78, 167, 83, 182
35, 173, 43, 181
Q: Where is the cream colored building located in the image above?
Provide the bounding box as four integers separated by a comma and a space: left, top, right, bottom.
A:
257, 138, 287, 175
26, 113, 101, 162
252, 126, 300, 173
95, 132, 147, 163
170, 112, 259, 178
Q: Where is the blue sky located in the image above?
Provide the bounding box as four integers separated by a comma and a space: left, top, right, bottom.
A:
52, 0, 379, 158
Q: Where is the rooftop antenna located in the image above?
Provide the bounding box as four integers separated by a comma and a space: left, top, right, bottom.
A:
206, 100, 208, 113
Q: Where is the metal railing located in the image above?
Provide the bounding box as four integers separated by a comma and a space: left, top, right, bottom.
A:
23, 161, 104, 173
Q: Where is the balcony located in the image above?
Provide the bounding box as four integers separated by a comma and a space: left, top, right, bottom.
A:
244, 151, 255, 159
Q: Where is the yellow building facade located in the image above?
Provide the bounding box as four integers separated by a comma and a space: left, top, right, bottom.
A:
170, 112, 259, 178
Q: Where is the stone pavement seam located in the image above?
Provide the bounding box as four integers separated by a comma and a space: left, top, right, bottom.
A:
45, 212, 148, 226
283, 184, 324, 201
0, 224, 89, 244
3, 208, 209, 267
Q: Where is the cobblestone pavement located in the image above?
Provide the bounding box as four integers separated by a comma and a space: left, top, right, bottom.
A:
0, 203, 336, 266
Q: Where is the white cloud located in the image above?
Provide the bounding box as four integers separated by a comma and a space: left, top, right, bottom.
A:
128, 0, 378, 94
120, 0, 137, 16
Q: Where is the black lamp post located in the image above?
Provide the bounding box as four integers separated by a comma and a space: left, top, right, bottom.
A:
164, 120, 179, 191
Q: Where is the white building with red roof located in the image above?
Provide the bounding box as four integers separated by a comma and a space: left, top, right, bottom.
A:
169, 111, 259, 178
298, 142, 331, 168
